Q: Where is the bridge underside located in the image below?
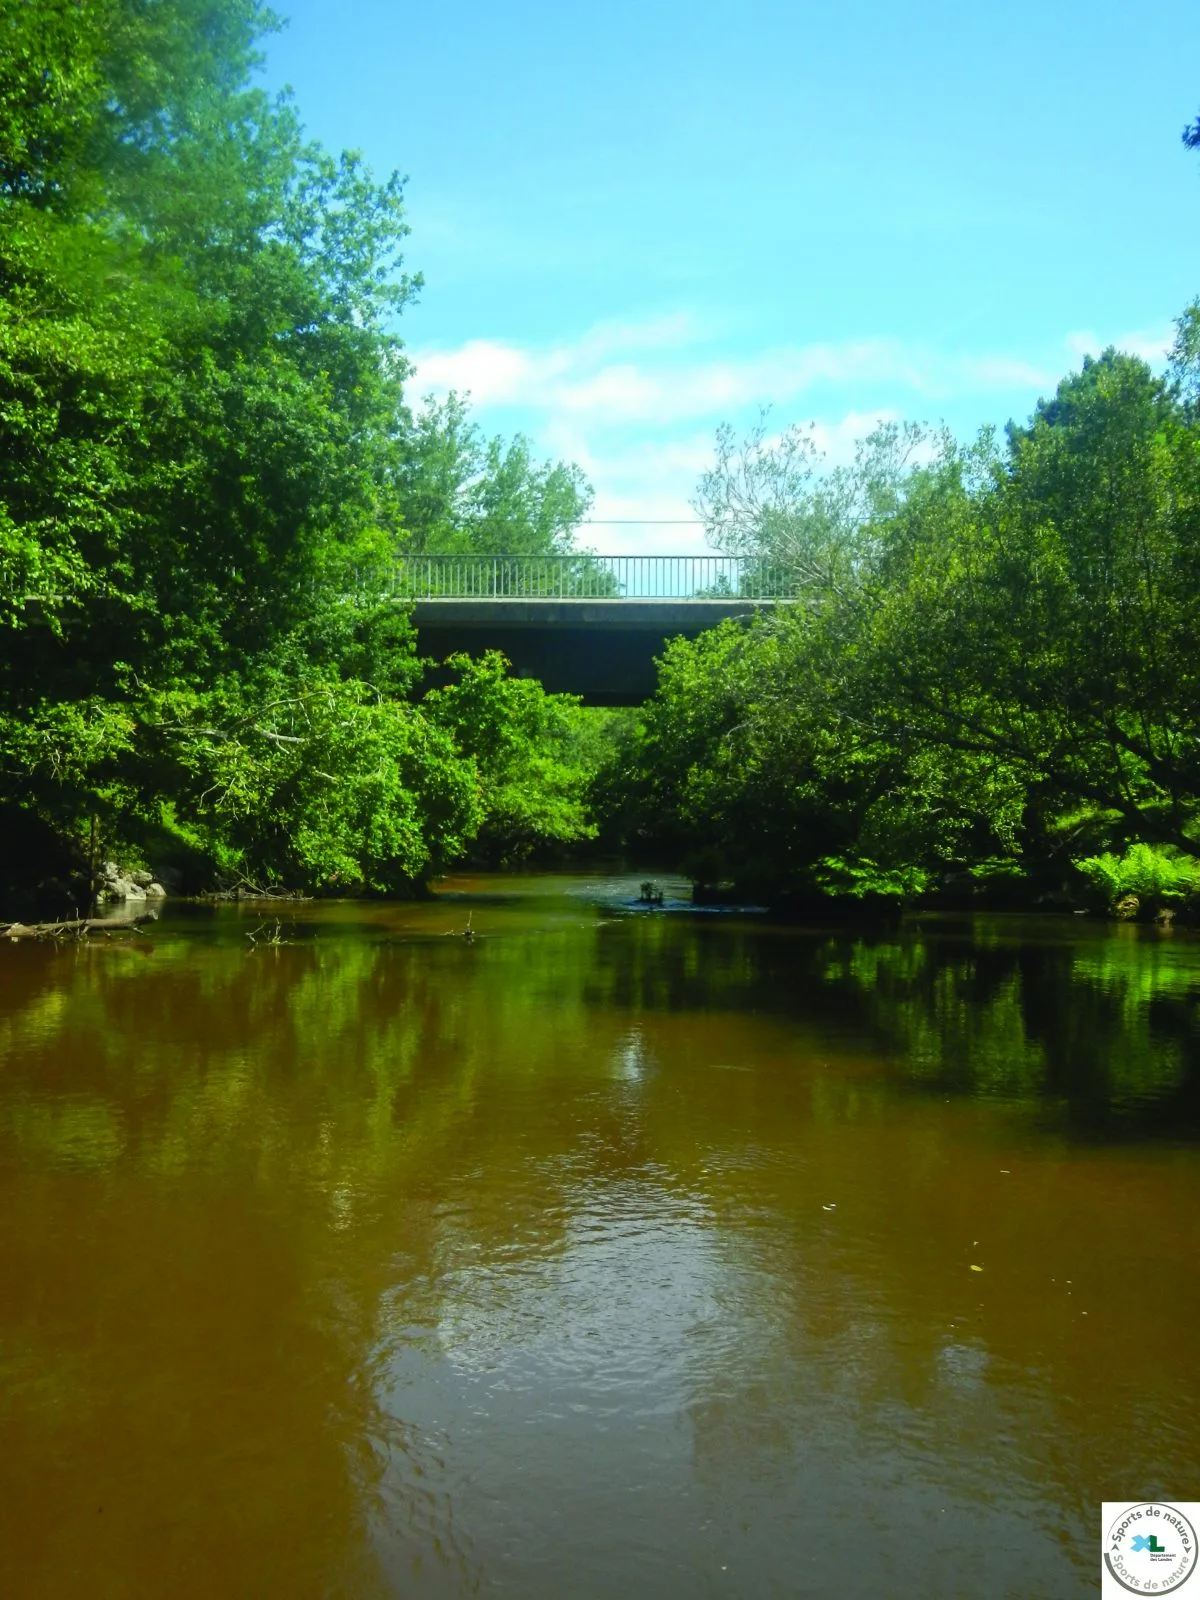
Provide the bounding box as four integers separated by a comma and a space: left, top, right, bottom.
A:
413, 598, 775, 705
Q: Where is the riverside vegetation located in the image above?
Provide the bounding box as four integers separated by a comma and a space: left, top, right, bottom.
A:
603, 344, 1200, 921
0, 0, 604, 907
3, 0, 1200, 922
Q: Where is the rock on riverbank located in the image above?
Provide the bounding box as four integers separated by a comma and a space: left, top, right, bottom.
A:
98, 862, 167, 903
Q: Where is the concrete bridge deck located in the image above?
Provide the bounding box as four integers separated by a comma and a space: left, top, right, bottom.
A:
393, 555, 791, 703
414, 596, 777, 703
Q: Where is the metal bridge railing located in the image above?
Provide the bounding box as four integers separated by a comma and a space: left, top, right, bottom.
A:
387, 554, 792, 600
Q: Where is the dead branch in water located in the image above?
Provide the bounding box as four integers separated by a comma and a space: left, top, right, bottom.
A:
202, 875, 311, 902
1, 910, 160, 943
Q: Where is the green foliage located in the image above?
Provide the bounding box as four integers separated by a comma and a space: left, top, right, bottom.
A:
812, 856, 932, 902
0, 0, 602, 903
696, 409, 932, 597
619, 329, 1200, 908
613, 605, 1027, 902
422, 653, 598, 862
871, 353, 1200, 855
395, 392, 592, 555
1075, 845, 1200, 912
157, 673, 480, 892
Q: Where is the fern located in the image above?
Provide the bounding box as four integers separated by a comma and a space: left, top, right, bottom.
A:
1075, 844, 1200, 907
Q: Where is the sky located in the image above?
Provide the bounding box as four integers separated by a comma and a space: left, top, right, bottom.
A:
263, 1, 1200, 554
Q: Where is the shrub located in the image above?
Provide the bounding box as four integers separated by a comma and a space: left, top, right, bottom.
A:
1075, 844, 1200, 915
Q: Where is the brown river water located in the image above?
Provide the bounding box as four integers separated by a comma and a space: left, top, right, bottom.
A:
1, 873, 1198, 1597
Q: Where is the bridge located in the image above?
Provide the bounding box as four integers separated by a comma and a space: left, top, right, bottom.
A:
391, 555, 790, 704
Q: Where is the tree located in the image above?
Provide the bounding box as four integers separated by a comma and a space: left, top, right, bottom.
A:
622, 330, 1200, 905
394, 392, 592, 555
0, 0, 445, 895
694, 409, 930, 599
865, 352, 1200, 856
422, 652, 598, 862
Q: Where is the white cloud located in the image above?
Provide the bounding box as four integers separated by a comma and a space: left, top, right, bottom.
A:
408, 322, 1059, 428
550, 428, 716, 555
404, 313, 1146, 537
410, 339, 543, 406
408, 312, 700, 409
1064, 326, 1174, 366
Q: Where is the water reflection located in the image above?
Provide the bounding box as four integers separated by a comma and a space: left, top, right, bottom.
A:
0, 887, 1197, 1595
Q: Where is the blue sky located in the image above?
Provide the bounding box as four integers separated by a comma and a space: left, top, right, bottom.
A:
264, 1, 1200, 552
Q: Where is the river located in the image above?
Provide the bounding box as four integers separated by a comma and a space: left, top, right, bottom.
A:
1, 873, 1198, 1597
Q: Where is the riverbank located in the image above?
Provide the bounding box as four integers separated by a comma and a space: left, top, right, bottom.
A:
6, 824, 1200, 933
4, 880, 1194, 937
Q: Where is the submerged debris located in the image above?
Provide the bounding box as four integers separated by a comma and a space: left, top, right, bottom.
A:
2, 910, 160, 943
244, 919, 297, 947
